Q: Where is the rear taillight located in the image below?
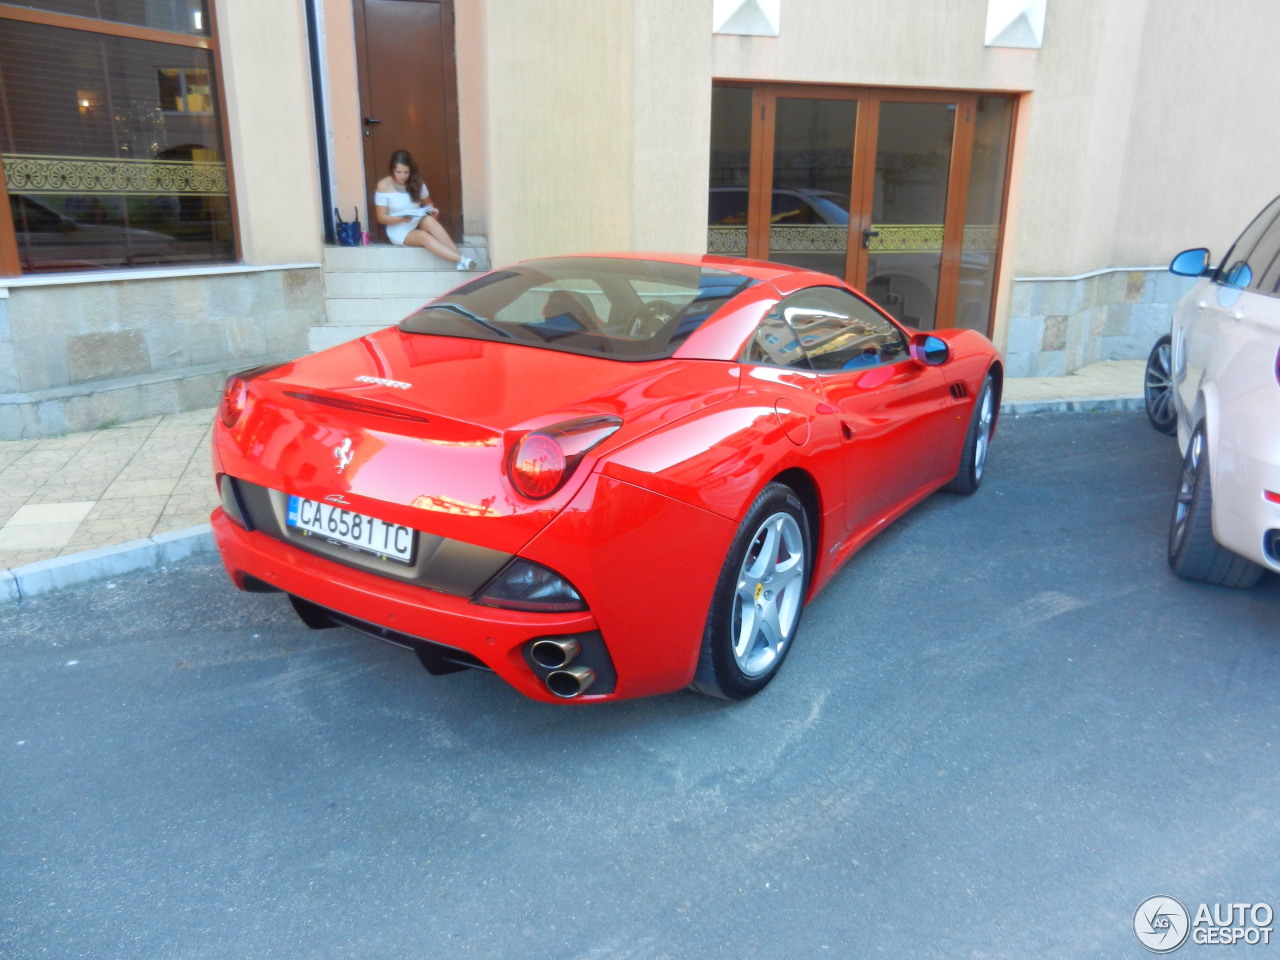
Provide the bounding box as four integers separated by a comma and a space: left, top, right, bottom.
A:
508, 416, 622, 500
219, 374, 250, 428
218, 363, 285, 429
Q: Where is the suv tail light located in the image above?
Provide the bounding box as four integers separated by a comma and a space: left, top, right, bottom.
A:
508, 416, 621, 500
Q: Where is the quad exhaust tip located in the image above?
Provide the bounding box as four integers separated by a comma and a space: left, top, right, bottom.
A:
546, 665, 597, 698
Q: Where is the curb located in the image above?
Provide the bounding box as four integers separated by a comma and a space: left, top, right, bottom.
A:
0, 524, 216, 604
1001, 396, 1143, 417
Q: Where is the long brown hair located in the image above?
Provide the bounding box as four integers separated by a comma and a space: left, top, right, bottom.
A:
388, 149, 425, 205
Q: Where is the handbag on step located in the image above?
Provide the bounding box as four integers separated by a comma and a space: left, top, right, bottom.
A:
335, 207, 361, 247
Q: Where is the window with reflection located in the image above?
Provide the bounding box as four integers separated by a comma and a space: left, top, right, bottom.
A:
779, 287, 908, 372
9, 0, 210, 36
955, 96, 1014, 333
0, 7, 234, 274
740, 309, 812, 369
707, 86, 753, 258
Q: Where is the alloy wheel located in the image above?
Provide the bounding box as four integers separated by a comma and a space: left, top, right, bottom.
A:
973, 383, 994, 481
731, 511, 806, 677
1144, 336, 1177, 434
1170, 428, 1203, 554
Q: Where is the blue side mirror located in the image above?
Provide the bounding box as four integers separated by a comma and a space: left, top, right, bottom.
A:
911, 334, 949, 366
1169, 247, 1210, 277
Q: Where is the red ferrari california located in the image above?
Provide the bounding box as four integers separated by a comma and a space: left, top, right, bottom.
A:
211, 254, 1001, 703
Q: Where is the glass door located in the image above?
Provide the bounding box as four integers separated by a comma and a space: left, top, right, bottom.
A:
862, 101, 957, 329
707, 86, 753, 259
766, 97, 857, 279
707, 83, 1016, 336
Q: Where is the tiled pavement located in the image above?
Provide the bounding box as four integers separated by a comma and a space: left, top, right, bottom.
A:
0, 410, 217, 570
0, 359, 1148, 597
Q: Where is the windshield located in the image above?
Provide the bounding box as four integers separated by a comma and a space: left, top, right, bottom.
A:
398, 257, 755, 361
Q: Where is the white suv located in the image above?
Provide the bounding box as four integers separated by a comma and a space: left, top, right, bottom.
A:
1145, 194, 1280, 587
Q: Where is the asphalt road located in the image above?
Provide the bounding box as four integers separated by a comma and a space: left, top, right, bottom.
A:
3, 412, 1279, 960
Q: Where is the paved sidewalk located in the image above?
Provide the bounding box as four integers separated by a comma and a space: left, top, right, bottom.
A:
0, 359, 1145, 600
0, 410, 218, 584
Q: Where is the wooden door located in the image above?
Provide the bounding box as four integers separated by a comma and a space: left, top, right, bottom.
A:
354, 0, 462, 239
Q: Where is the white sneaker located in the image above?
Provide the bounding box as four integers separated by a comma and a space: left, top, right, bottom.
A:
457, 257, 476, 271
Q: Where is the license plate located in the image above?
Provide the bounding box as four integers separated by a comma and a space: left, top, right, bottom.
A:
286, 496, 415, 564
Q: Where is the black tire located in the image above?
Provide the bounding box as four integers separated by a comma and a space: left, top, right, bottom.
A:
1143, 334, 1177, 436
692, 483, 810, 700
944, 373, 996, 495
1168, 423, 1264, 588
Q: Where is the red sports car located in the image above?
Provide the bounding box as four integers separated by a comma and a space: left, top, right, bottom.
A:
211, 254, 1001, 703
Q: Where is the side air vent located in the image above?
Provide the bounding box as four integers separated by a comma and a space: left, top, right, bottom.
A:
949, 382, 969, 400
284, 391, 432, 424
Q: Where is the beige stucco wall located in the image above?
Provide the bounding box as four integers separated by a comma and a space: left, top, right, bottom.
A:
454, 1, 490, 238
312, 0, 1280, 285
217, 0, 324, 265
1115, 0, 1280, 264
709, 0, 1038, 91
471, 0, 1280, 280
473, 0, 1051, 268
477, 0, 636, 264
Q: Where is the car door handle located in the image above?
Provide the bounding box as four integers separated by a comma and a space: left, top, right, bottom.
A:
841, 421, 855, 440
862, 228, 880, 249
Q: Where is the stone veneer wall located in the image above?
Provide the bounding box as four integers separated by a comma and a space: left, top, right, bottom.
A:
0, 267, 322, 439
1003, 267, 1198, 378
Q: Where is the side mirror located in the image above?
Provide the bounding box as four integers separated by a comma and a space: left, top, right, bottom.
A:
1223, 260, 1253, 289
910, 333, 949, 366
1169, 247, 1210, 277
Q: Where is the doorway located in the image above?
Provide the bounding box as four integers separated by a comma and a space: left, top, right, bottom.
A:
354, 0, 462, 239
708, 84, 1015, 334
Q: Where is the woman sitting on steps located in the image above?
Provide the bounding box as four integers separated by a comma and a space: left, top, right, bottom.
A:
374, 148, 475, 271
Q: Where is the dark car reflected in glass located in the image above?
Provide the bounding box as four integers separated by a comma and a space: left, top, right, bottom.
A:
9, 193, 181, 271
708, 186, 852, 280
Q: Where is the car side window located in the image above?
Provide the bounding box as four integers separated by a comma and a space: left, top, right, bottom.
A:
494, 279, 609, 330
740, 308, 812, 369
1216, 195, 1280, 291
1247, 205, 1280, 298
779, 287, 909, 372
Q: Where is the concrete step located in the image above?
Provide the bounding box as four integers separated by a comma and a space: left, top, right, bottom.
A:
322, 237, 488, 273
314, 237, 489, 349
323, 268, 469, 299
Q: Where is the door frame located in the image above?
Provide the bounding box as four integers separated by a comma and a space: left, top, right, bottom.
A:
721, 81, 1016, 334
352, 0, 464, 238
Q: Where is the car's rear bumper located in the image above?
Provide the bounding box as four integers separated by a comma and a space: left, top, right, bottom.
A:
212, 508, 617, 703
1214, 437, 1280, 573
212, 470, 736, 702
